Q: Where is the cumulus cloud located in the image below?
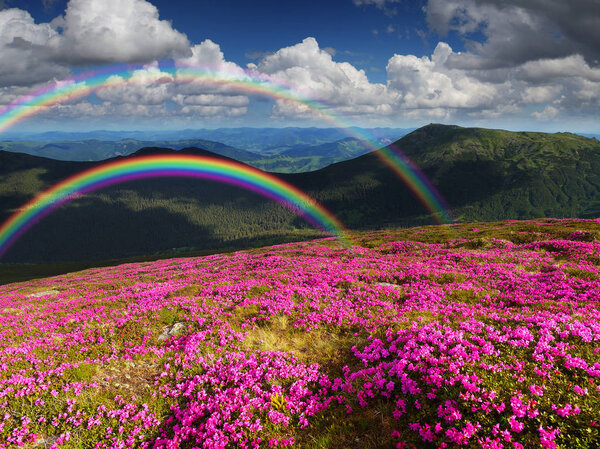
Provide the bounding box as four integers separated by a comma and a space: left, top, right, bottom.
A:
251, 37, 393, 118
2, 0, 598, 130
426, 0, 600, 69
176, 40, 243, 73
173, 94, 249, 108
92, 41, 252, 119
95, 64, 174, 105
520, 85, 562, 104
174, 39, 252, 99
0, 0, 191, 90
386, 42, 499, 109
518, 54, 600, 82
50, 0, 190, 63
0, 85, 38, 106
0, 8, 68, 86
178, 105, 248, 117
532, 105, 560, 121
0, 0, 191, 88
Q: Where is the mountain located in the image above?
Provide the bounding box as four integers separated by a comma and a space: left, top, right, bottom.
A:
1, 126, 412, 154
188, 127, 411, 154
0, 147, 319, 263
296, 124, 600, 225
0, 135, 404, 173
578, 133, 600, 141
2, 124, 600, 263
281, 137, 375, 158
0, 139, 261, 162
249, 137, 385, 173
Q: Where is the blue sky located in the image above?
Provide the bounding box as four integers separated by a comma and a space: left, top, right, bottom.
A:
18, 0, 435, 78
0, 0, 599, 133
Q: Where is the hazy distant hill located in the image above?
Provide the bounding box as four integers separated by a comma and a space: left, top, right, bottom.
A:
0, 134, 402, 173
2, 127, 411, 151
0, 139, 261, 163
2, 124, 600, 263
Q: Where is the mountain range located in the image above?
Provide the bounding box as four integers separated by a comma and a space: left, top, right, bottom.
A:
1, 126, 411, 145
1, 123, 600, 263
0, 127, 412, 173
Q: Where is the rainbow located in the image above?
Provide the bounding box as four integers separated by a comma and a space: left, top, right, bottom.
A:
0, 63, 454, 225
0, 155, 350, 258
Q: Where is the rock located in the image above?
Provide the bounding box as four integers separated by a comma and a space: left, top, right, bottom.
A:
375, 282, 398, 288
158, 322, 186, 341
27, 290, 58, 298
32, 435, 58, 448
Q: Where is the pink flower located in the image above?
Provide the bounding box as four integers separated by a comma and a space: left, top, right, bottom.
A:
529, 384, 544, 396
538, 426, 559, 448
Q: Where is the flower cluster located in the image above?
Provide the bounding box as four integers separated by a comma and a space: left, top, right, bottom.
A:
0, 219, 599, 447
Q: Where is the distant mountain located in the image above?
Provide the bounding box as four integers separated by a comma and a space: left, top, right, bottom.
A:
0, 139, 260, 162
250, 137, 387, 173
3, 124, 600, 263
2, 127, 412, 153
186, 127, 411, 154
281, 137, 374, 158
578, 133, 600, 141
0, 133, 408, 173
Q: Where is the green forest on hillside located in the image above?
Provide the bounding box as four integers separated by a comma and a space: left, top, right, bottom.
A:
1, 124, 600, 263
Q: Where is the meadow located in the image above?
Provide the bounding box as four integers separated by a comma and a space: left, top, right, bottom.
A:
1, 218, 599, 448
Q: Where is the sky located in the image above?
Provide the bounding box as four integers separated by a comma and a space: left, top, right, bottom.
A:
0, 0, 599, 133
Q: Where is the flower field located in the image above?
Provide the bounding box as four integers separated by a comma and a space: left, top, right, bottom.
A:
1, 218, 600, 448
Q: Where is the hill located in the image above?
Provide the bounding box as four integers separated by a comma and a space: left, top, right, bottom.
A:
294, 124, 600, 225
0, 134, 405, 173
1, 219, 599, 447
2, 124, 600, 263
1, 126, 411, 151
0, 138, 261, 163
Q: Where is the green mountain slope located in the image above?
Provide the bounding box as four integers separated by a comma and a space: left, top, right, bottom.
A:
2, 124, 600, 263
289, 124, 600, 227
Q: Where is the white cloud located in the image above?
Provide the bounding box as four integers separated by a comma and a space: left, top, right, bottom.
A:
0, 84, 44, 106
252, 37, 393, 118
532, 105, 560, 121
175, 39, 252, 99
176, 40, 245, 75
50, 0, 190, 63
519, 55, 600, 82
0, 0, 191, 88
426, 0, 600, 69
0, 0, 597, 130
173, 94, 249, 107
520, 85, 562, 104
95, 64, 174, 105
573, 79, 600, 104
386, 42, 498, 109
89, 42, 252, 119
0, 8, 68, 86
179, 105, 247, 117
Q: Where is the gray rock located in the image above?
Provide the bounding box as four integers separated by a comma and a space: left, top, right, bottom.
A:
32, 435, 58, 448
158, 322, 186, 341
27, 290, 58, 298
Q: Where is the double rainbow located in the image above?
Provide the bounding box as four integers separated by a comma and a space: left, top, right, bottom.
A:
0, 63, 454, 257
0, 155, 350, 258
